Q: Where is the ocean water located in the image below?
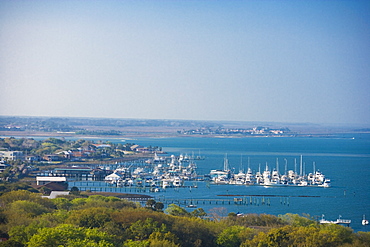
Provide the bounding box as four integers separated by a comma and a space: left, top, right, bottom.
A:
70, 134, 370, 232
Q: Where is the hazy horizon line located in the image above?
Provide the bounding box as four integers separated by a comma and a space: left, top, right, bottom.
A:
1, 114, 368, 128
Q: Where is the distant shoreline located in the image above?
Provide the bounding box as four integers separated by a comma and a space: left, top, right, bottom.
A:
1, 116, 368, 139
0, 130, 365, 140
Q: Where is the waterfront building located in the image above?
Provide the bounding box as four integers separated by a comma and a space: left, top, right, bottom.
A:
0, 151, 24, 161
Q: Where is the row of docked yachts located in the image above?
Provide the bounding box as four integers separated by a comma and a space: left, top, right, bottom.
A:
104, 153, 331, 189
210, 155, 331, 187
104, 154, 199, 189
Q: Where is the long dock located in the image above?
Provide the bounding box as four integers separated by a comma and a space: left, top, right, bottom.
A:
154, 196, 290, 207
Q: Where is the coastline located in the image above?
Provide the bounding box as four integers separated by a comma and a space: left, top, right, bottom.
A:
0, 130, 364, 139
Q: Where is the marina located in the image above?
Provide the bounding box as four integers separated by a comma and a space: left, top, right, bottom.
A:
63, 134, 370, 232
209, 155, 331, 187
99, 153, 331, 189
103, 153, 201, 189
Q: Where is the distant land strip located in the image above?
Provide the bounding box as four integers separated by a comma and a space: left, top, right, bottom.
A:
218, 194, 321, 198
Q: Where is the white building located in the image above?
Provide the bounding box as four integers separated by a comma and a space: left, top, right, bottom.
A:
36, 176, 67, 185
0, 151, 24, 161
104, 172, 122, 182
42, 191, 70, 199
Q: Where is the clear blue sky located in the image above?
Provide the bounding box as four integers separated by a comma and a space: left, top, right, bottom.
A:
1, 0, 369, 125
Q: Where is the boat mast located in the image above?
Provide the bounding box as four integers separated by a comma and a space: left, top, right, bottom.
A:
294, 158, 297, 175
223, 154, 229, 171
239, 154, 243, 173
284, 158, 288, 175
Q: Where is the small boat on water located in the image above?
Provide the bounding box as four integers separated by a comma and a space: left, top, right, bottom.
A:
362, 215, 369, 226
319, 215, 351, 226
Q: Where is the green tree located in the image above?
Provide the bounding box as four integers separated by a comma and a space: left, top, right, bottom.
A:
76, 195, 136, 209
44, 138, 65, 146
318, 223, 353, 245
3, 200, 51, 229
99, 221, 126, 244
70, 186, 80, 196
123, 239, 150, 247
354, 231, 370, 246
0, 239, 24, 247
27, 224, 84, 247
126, 218, 167, 241
7, 200, 50, 218
0, 183, 38, 195
285, 226, 321, 246
27, 224, 114, 247
0, 190, 54, 208
224, 213, 287, 228
70, 198, 87, 208
148, 239, 179, 247
146, 199, 156, 209
227, 212, 237, 217
190, 208, 207, 218
169, 217, 219, 247
216, 225, 246, 247
165, 204, 190, 217
66, 207, 112, 228
154, 202, 164, 211
279, 213, 317, 227
52, 197, 72, 210
9, 222, 48, 244
149, 231, 179, 246
241, 231, 270, 247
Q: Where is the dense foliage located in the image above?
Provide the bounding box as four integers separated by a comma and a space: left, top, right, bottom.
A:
0, 137, 136, 156
0, 190, 368, 247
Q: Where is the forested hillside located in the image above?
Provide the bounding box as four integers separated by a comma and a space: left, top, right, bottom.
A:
0, 190, 369, 247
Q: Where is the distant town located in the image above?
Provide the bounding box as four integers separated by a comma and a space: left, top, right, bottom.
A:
0, 136, 160, 184
1, 116, 366, 138
178, 126, 291, 136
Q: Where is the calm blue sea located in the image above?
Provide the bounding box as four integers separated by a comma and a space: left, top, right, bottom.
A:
68, 134, 370, 232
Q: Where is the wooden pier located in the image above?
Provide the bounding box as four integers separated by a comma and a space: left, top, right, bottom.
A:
154, 196, 279, 207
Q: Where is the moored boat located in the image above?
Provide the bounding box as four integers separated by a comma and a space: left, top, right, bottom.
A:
208, 155, 331, 187
362, 215, 369, 226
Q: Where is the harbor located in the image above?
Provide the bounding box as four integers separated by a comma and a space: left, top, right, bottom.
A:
98, 153, 331, 189
63, 135, 370, 232
31, 134, 366, 232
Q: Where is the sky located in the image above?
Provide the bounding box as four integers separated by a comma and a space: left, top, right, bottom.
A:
0, 0, 369, 125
